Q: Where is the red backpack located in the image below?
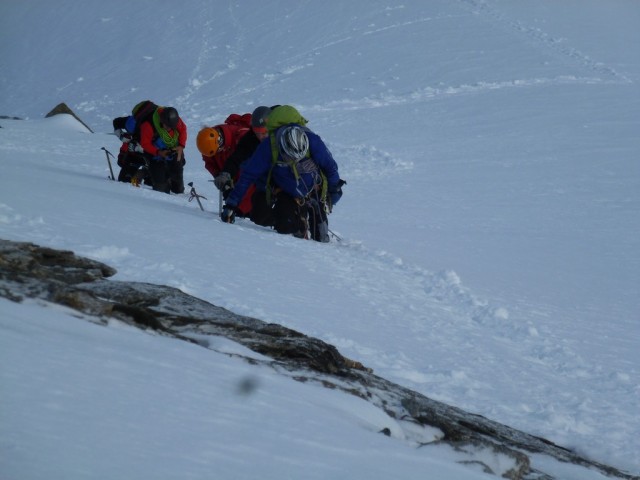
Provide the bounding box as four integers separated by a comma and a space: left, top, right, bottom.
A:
205, 113, 252, 174
224, 113, 251, 130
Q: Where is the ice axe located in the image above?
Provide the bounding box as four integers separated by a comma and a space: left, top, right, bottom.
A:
187, 182, 207, 211
101, 147, 116, 181
208, 179, 223, 216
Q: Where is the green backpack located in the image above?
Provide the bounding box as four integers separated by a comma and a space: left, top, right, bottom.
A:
266, 105, 308, 131
264, 106, 326, 205
266, 105, 308, 168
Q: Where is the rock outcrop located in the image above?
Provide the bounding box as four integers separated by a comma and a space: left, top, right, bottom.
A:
45, 102, 94, 133
0, 239, 637, 480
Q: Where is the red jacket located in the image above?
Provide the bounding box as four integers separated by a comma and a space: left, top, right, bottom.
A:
202, 113, 251, 177
140, 116, 188, 157
201, 113, 254, 214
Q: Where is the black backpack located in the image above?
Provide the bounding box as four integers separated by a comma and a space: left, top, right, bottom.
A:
113, 100, 158, 143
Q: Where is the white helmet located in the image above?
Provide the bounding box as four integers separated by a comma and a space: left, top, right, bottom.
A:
278, 125, 309, 162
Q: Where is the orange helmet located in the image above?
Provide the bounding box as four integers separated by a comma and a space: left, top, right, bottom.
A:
196, 127, 223, 156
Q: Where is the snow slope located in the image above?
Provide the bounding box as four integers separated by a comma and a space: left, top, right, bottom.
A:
1, 0, 639, 477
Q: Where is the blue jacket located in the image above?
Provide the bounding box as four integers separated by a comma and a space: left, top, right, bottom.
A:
226, 127, 341, 208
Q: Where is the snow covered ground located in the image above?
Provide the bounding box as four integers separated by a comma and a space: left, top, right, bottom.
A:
1, 1, 638, 478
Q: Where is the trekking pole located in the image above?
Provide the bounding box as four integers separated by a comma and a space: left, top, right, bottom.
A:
101, 147, 116, 180
187, 182, 207, 211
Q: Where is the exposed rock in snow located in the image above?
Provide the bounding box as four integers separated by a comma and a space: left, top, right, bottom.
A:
0, 238, 636, 480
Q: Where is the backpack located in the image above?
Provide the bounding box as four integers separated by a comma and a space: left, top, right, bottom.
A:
224, 113, 252, 130
265, 105, 308, 132
124, 100, 158, 142
215, 113, 252, 156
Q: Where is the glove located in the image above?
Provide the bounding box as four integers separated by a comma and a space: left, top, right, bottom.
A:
174, 145, 185, 163
127, 142, 144, 153
115, 129, 132, 143
158, 149, 176, 161
220, 205, 236, 224
214, 172, 233, 191
329, 179, 346, 206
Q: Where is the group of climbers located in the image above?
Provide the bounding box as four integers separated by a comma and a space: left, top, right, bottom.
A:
113, 103, 344, 242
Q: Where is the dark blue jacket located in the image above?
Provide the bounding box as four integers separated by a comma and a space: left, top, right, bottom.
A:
226, 127, 341, 208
